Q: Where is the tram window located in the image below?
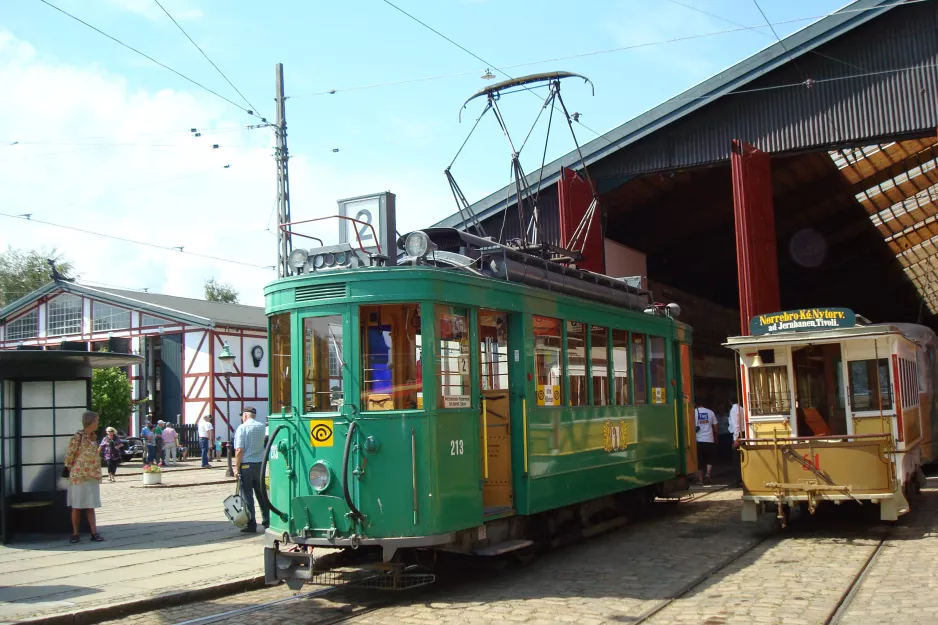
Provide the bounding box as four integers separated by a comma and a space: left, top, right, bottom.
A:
612, 329, 629, 405
533, 315, 563, 406
567, 321, 588, 407
748, 366, 790, 416
303, 316, 343, 413
270, 313, 292, 415
360, 304, 422, 411
591, 326, 609, 406
847, 359, 891, 410
649, 337, 667, 404
437, 306, 471, 408
480, 310, 509, 391
632, 333, 647, 404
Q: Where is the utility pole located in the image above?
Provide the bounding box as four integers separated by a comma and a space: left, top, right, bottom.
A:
275, 63, 293, 278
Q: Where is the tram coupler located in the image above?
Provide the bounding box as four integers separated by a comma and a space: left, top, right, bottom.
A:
264, 546, 315, 589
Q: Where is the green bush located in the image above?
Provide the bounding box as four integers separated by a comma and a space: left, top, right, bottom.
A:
92, 368, 132, 433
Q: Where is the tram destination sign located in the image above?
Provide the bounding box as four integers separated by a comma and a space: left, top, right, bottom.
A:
750, 308, 856, 336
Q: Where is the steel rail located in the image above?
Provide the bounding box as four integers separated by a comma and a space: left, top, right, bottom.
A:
825, 531, 891, 625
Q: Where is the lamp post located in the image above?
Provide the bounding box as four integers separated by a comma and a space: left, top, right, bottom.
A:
218, 342, 236, 478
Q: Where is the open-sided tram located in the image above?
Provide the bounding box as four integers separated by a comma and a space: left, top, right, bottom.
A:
726, 308, 938, 525
261, 227, 699, 587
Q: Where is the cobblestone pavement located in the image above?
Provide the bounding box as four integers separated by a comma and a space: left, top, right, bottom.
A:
0, 475, 262, 624
94, 478, 938, 625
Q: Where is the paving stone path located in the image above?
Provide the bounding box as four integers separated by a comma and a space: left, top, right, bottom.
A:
94, 479, 938, 625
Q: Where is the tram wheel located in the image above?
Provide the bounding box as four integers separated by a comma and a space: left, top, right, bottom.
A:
509, 544, 538, 567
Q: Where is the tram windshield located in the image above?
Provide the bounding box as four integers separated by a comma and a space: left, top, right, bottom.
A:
360, 304, 422, 411
847, 358, 892, 410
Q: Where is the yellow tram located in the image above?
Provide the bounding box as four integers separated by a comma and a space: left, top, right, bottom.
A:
725, 308, 938, 524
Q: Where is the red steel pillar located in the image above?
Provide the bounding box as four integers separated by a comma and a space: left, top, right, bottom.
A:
558, 167, 605, 274
731, 139, 780, 335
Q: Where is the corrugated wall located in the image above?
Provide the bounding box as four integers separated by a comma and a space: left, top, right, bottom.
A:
479, 187, 561, 246
594, 1, 938, 179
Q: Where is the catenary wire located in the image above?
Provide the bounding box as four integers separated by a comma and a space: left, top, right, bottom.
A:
152, 0, 265, 118
294, 0, 929, 99
35, 0, 260, 120
0, 212, 274, 271
663, 0, 867, 72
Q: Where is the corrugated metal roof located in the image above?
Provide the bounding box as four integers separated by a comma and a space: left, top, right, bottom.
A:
435, 0, 923, 230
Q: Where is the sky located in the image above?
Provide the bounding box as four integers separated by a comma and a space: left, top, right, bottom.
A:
0, 0, 851, 306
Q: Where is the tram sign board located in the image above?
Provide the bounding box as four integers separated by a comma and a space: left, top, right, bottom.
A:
749, 308, 856, 336
338, 191, 396, 261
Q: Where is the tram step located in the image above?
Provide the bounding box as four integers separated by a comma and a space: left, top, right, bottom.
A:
474, 539, 534, 556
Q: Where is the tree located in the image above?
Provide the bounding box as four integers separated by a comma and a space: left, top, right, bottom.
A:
92, 368, 132, 434
0, 247, 73, 308
204, 278, 239, 304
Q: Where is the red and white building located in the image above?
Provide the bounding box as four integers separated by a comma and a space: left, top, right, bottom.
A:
0, 280, 269, 440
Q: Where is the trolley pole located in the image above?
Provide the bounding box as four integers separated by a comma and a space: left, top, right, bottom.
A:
275, 63, 293, 278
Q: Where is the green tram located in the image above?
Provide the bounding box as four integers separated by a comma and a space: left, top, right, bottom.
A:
262, 228, 697, 587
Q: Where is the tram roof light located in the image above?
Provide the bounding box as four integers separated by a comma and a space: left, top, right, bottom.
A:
289, 248, 309, 270
404, 231, 437, 259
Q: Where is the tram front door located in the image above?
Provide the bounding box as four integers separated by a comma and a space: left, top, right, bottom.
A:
479, 310, 514, 515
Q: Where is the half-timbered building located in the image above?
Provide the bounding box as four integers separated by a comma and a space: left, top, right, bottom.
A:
0, 280, 268, 440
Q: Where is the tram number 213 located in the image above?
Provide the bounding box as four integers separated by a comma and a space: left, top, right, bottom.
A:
450, 439, 465, 456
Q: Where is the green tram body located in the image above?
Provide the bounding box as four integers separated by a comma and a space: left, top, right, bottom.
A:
263, 258, 695, 585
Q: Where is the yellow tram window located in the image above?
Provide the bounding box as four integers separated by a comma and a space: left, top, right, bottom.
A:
649, 336, 667, 404
591, 326, 610, 406
303, 316, 343, 413
480, 310, 509, 391
847, 359, 892, 410
567, 321, 588, 407
748, 366, 790, 416
436, 305, 471, 408
270, 313, 292, 415
533, 315, 563, 406
612, 329, 629, 405
632, 333, 647, 404
360, 304, 422, 411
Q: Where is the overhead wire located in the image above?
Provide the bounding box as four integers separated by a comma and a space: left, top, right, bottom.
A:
151, 0, 265, 119
35, 0, 262, 120
0, 212, 274, 271
663, 0, 868, 72
296, 0, 928, 100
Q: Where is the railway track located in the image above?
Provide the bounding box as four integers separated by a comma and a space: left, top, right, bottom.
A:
162, 482, 736, 625
626, 510, 894, 625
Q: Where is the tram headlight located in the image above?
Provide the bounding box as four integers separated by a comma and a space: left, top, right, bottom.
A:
312, 254, 326, 269
288, 248, 308, 270
404, 231, 437, 258
335, 251, 348, 266
309, 461, 331, 492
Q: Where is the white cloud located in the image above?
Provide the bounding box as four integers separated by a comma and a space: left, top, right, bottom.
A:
0, 29, 453, 307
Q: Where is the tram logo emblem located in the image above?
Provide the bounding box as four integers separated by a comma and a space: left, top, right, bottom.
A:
309, 420, 334, 447
603, 419, 629, 452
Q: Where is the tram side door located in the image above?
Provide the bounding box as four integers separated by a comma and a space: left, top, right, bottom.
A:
479, 309, 514, 515
677, 343, 697, 477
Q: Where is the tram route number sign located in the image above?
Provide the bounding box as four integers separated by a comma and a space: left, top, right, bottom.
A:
750, 308, 856, 336
537, 384, 561, 406
309, 420, 334, 447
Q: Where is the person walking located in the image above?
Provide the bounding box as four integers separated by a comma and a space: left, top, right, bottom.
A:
233, 407, 269, 533
198, 415, 214, 468
695, 400, 718, 483
64, 411, 105, 544
162, 421, 179, 467
141, 419, 155, 464
728, 397, 743, 487
98, 427, 124, 482
153, 421, 165, 467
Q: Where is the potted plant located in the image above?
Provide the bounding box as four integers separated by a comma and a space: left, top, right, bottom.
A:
142, 464, 162, 485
